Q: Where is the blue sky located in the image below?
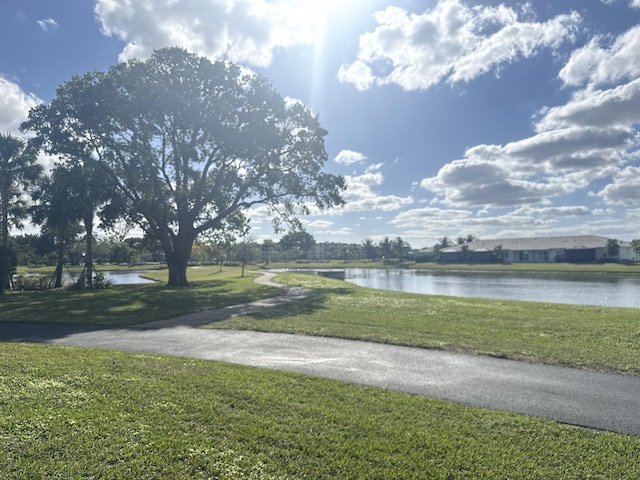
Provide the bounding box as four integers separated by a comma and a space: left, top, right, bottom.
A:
2, 0, 640, 248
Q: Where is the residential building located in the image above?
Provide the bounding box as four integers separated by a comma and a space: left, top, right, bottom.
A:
439, 235, 633, 263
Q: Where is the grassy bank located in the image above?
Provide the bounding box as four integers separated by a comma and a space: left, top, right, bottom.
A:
205, 272, 640, 375
15, 263, 167, 275
0, 268, 279, 326
2, 342, 639, 479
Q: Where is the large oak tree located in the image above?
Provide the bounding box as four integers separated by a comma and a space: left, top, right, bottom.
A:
22, 48, 345, 286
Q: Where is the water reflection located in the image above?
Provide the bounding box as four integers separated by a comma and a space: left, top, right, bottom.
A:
344, 268, 640, 308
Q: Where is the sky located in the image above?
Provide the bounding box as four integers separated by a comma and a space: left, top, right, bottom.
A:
2, 0, 640, 248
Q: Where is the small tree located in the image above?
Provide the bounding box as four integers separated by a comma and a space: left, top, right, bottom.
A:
362, 238, 378, 261
233, 237, 258, 277
459, 244, 471, 262
492, 245, 504, 263
631, 239, 640, 261
260, 239, 276, 265
605, 238, 620, 260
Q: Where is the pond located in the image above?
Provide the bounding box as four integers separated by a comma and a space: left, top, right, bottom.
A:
344, 268, 640, 308
103, 271, 157, 285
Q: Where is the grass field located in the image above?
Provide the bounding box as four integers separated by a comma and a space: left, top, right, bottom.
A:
2, 342, 640, 479
3, 264, 640, 477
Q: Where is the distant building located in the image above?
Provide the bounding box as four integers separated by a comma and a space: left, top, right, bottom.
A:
439, 235, 633, 263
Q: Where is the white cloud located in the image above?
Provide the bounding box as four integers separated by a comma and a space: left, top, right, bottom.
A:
421, 18, 640, 211
0, 76, 41, 134
632, 0, 640, 7
306, 219, 334, 229
94, 0, 317, 65
559, 25, 640, 88
336, 60, 375, 92
510, 206, 591, 217
338, 0, 580, 91
337, 167, 413, 213
597, 166, 640, 206
36, 18, 58, 31
420, 123, 632, 208
334, 149, 367, 165
537, 77, 640, 131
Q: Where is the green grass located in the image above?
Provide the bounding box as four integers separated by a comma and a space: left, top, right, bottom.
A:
15, 263, 168, 275
0, 267, 280, 326
2, 342, 640, 479
205, 272, 640, 374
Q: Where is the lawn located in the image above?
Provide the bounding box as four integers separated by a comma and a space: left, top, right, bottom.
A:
3, 265, 640, 477
2, 342, 639, 479
0, 267, 280, 325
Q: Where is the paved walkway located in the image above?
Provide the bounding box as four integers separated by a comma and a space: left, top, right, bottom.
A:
2, 272, 640, 436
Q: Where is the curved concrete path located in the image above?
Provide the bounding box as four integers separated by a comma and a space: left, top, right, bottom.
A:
2, 272, 640, 436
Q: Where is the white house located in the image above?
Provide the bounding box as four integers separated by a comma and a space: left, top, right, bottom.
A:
440, 235, 633, 263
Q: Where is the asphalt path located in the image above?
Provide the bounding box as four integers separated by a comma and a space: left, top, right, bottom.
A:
3, 272, 640, 436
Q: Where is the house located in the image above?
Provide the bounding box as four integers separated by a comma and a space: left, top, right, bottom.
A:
439, 235, 633, 263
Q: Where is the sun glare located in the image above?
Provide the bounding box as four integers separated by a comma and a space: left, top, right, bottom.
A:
301, 0, 367, 44
286, 0, 368, 109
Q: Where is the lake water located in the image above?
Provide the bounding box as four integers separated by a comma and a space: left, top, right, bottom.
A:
344, 268, 640, 308
104, 271, 157, 285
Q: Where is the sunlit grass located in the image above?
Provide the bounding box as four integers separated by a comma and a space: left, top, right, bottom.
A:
205, 272, 640, 374
2, 342, 639, 479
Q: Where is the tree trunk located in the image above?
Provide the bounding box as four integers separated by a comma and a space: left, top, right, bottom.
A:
84, 218, 94, 288
52, 232, 65, 288
52, 262, 63, 289
166, 251, 190, 286
1, 186, 8, 249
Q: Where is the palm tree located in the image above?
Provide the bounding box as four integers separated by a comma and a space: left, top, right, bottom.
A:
379, 237, 393, 260
362, 238, 378, 260
63, 159, 122, 288
0, 133, 42, 248
391, 236, 410, 260
31, 167, 81, 288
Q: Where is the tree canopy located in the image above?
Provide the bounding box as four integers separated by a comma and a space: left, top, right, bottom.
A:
22, 47, 345, 286
0, 133, 42, 249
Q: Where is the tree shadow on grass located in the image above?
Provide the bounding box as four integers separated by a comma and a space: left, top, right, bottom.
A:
217, 287, 355, 323
0, 279, 281, 329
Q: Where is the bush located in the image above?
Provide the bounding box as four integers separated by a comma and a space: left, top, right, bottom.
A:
67, 271, 112, 291
14, 275, 52, 291
0, 247, 18, 294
